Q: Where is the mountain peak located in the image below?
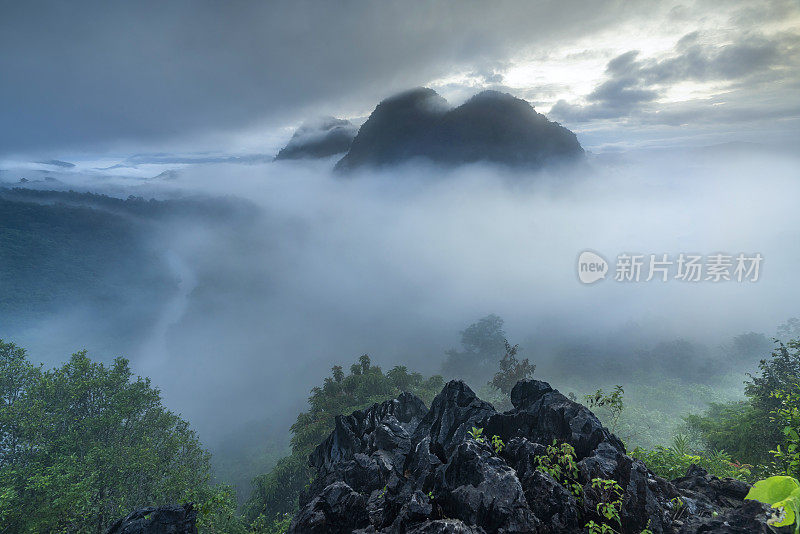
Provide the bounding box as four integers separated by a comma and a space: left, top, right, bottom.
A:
335, 88, 583, 171
275, 116, 357, 160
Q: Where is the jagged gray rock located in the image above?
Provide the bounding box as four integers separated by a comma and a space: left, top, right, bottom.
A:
305, 391, 428, 501
289, 379, 772, 533
484, 379, 625, 460
678, 499, 775, 533
412, 380, 497, 460
502, 438, 580, 533
289, 481, 370, 533
434, 439, 539, 532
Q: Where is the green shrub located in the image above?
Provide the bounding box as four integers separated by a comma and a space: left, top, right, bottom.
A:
771, 387, 800, 479
631, 436, 751, 481
686, 340, 800, 471
0, 341, 240, 533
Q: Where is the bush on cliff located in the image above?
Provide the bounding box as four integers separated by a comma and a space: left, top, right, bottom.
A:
243, 354, 442, 531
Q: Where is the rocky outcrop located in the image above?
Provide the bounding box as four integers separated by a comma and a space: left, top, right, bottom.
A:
334, 88, 583, 171
275, 116, 357, 160
679, 499, 774, 533
105, 504, 197, 534
289, 379, 772, 533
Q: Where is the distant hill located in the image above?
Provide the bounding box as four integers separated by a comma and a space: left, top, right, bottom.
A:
334, 88, 449, 170
0, 188, 255, 354
334, 88, 583, 171
275, 117, 358, 160
37, 159, 75, 168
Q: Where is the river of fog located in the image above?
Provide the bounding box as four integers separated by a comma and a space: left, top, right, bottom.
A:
4, 147, 800, 442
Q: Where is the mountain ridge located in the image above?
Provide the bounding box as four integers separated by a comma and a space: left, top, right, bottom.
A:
334, 88, 584, 171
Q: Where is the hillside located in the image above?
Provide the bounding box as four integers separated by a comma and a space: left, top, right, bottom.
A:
275, 117, 358, 160
335, 88, 583, 171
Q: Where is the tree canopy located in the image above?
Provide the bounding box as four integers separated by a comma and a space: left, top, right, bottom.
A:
243, 354, 443, 531
687, 340, 800, 469
0, 340, 238, 533
441, 314, 507, 383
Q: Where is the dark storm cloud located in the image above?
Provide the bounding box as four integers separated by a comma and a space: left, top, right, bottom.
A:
551, 30, 800, 123
0, 0, 643, 155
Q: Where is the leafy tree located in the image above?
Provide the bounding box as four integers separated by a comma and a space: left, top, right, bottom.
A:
442, 314, 506, 383
746, 340, 800, 418
584, 386, 625, 434
687, 340, 800, 470
488, 340, 535, 395
244, 454, 312, 531
0, 340, 240, 533
244, 355, 443, 532
771, 386, 800, 479
729, 332, 772, 367
684, 401, 768, 467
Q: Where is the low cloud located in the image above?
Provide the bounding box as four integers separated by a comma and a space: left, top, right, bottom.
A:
551, 30, 800, 125
10, 151, 800, 439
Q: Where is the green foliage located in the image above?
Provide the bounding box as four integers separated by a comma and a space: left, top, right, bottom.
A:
745, 475, 800, 533
586, 478, 623, 534
0, 194, 174, 337
210, 426, 289, 509
584, 386, 624, 433
771, 387, 800, 479
747, 338, 800, 412
684, 401, 769, 468
630, 435, 751, 481
467, 426, 485, 443
466, 426, 505, 455
242, 454, 313, 529
476, 383, 513, 412
0, 340, 239, 533
687, 340, 800, 469
670, 496, 686, 521
290, 356, 442, 455
491, 434, 505, 454
243, 355, 443, 531
249, 511, 293, 534
534, 440, 583, 499
557, 374, 743, 452
488, 340, 535, 395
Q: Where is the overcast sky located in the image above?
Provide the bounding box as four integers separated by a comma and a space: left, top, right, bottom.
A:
1, 0, 798, 158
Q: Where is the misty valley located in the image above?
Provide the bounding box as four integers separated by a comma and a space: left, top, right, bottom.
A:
2, 2, 800, 532
2, 126, 799, 533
